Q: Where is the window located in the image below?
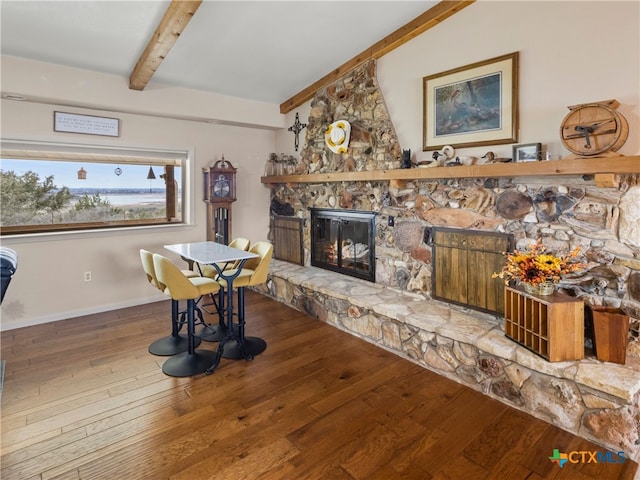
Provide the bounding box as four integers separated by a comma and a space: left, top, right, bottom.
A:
0, 140, 188, 235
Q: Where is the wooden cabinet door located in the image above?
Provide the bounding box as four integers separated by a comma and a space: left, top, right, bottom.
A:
434, 245, 468, 305
272, 215, 304, 265
432, 228, 512, 314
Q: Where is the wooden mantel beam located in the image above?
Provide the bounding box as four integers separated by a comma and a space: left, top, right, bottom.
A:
279, 0, 476, 114
129, 0, 203, 91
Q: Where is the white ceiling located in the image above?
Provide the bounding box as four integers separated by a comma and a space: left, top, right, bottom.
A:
1, 0, 437, 105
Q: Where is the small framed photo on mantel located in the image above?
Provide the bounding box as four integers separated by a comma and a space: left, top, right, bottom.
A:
513, 143, 542, 162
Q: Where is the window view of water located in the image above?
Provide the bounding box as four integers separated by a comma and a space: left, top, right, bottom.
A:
69, 188, 167, 207
1, 157, 183, 231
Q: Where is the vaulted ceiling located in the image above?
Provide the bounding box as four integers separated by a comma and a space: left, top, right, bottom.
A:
1, 0, 470, 113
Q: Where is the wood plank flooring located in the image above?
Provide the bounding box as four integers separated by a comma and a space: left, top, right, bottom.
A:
1, 291, 637, 479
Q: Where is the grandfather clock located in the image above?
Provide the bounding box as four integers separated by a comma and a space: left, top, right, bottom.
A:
203, 155, 237, 244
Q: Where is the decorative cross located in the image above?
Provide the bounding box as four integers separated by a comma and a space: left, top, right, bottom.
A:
287, 112, 307, 152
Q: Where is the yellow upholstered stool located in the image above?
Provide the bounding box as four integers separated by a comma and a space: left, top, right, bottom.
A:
140, 249, 200, 356
153, 253, 221, 376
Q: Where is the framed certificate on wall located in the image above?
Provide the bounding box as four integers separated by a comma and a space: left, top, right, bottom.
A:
54, 111, 120, 137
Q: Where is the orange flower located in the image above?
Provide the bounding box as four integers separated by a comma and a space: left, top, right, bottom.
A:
492, 242, 585, 286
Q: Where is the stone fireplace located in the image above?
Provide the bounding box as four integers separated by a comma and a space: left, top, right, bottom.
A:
264, 59, 640, 460
266, 59, 640, 329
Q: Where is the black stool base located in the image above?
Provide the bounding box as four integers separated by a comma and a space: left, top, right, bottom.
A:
162, 349, 217, 377
199, 324, 240, 342
149, 335, 200, 356
221, 337, 267, 359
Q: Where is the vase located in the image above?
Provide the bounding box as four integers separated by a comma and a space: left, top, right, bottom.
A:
523, 282, 555, 295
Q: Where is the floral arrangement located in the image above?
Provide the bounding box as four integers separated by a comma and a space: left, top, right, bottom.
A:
492, 242, 585, 286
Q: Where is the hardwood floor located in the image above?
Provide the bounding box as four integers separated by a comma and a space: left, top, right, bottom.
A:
1, 291, 637, 479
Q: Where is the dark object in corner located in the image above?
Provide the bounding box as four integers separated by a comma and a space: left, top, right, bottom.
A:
1, 247, 18, 304
270, 198, 294, 216
423, 228, 431, 245
401, 149, 411, 169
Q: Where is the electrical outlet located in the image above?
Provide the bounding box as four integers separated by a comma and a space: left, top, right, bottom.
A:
84, 271, 92, 282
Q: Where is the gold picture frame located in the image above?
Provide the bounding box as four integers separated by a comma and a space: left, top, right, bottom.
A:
423, 52, 519, 151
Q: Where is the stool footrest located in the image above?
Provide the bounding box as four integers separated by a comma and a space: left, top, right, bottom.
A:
199, 324, 240, 342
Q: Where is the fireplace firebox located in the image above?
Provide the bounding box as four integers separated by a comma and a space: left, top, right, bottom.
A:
311, 208, 376, 282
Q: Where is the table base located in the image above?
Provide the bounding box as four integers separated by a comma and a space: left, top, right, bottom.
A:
162, 349, 218, 377
149, 334, 200, 356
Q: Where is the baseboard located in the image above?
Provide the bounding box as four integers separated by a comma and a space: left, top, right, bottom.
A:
0, 294, 167, 331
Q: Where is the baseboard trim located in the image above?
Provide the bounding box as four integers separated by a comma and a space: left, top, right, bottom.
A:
0, 294, 167, 331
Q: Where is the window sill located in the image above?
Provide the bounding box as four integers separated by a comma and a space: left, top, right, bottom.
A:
0, 221, 197, 244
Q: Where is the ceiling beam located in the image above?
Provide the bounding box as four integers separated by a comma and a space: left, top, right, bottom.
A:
129, 0, 203, 91
279, 0, 476, 114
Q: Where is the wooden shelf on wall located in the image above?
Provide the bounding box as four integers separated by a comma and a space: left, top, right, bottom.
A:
260, 155, 640, 187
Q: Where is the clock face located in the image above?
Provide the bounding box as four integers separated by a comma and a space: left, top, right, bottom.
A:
560, 103, 629, 156
213, 175, 230, 197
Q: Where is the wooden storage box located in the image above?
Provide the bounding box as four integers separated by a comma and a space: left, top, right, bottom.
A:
586, 305, 629, 364
504, 286, 584, 362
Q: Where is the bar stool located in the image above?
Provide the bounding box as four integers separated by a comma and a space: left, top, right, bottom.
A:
199, 237, 250, 342
215, 241, 272, 359
152, 253, 220, 377
140, 249, 201, 356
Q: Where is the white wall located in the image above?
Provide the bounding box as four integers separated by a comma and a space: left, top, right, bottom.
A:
1, 55, 285, 129
275, 1, 640, 160
1, 99, 274, 329
378, 0, 639, 161
276, 102, 312, 159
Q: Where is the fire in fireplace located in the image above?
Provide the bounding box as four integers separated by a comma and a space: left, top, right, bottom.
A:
311, 208, 376, 282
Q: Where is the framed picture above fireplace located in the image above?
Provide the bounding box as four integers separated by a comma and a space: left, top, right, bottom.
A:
422, 52, 519, 151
